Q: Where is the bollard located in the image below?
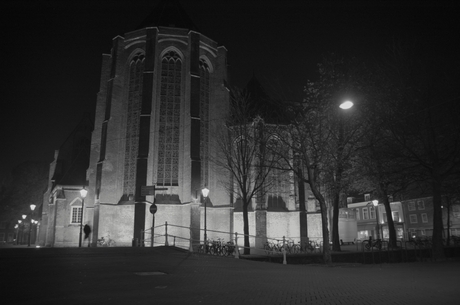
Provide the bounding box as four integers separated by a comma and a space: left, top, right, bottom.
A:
282, 236, 287, 265
165, 221, 169, 246
189, 229, 194, 253
234, 232, 239, 259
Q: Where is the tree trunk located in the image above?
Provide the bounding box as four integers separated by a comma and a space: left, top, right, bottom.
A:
432, 177, 445, 260
380, 187, 397, 248
307, 170, 331, 264
332, 192, 341, 251
243, 198, 250, 255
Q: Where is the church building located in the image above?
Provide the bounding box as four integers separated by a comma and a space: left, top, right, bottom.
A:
39, 1, 322, 249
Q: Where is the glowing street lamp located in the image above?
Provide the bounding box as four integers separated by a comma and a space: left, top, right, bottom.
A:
78, 188, 88, 247
202, 187, 209, 252
339, 100, 354, 110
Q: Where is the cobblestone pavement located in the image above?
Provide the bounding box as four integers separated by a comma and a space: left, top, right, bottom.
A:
3, 246, 460, 305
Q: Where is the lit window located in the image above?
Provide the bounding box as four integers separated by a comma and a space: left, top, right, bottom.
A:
123, 52, 145, 197
355, 209, 360, 220
71, 207, 82, 224
421, 213, 428, 223
392, 211, 399, 222
157, 50, 182, 186
409, 214, 418, 224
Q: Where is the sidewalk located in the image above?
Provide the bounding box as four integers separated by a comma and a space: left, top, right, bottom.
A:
3, 246, 460, 304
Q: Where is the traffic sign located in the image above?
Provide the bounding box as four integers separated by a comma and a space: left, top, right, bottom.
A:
149, 203, 158, 214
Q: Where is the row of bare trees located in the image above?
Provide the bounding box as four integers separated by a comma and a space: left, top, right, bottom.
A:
213, 44, 459, 263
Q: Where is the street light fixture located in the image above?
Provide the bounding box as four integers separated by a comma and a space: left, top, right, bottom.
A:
339, 100, 354, 110
28, 204, 36, 247
78, 188, 88, 247
202, 187, 209, 251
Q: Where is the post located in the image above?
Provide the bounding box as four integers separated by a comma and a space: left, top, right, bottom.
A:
27, 219, 32, 247
78, 188, 87, 247
151, 214, 155, 247
165, 221, 169, 246
189, 226, 194, 252
234, 232, 239, 259
283, 236, 287, 265
204, 197, 208, 247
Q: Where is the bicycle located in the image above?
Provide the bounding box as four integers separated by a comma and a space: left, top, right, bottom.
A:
286, 239, 299, 254
97, 236, 116, 247
364, 237, 382, 251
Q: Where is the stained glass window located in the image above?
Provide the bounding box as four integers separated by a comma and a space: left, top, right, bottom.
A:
200, 59, 210, 188
123, 53, 145, 197
157, 51, 181, 186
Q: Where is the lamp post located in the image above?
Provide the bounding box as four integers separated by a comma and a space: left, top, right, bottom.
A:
370, 200, 380, 239
15, 223, 19, 245
20, 214, 26, 245
78, 188, 88, 247
28, 204, 36, 247
202, 187, 209, 251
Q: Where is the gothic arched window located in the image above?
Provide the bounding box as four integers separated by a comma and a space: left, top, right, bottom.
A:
157, 50, 182, 186
123, 52, 145, 197
200, 58, 210, 187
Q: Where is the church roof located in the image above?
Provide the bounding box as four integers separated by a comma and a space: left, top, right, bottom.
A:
136, 0, 199, 31
243, 75, 290, 125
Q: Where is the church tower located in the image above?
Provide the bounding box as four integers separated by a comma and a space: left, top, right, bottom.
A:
86, 1, 229, 245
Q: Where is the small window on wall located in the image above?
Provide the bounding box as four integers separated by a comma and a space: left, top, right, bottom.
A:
417, 200, 425, 210
392, 211, 400, 222
421, 213, 428, 223
409, 214, 418, 224
363, 207, 369, 220
71, 207, 82, 224
355, 209, 360, 220
369, 206, 376, 219
408, 201, 416, 211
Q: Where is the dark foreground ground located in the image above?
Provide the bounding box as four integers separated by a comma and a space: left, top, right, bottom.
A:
2, 246, 460, 305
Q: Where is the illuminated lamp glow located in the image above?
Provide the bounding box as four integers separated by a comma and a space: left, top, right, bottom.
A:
339, 101, 354, 109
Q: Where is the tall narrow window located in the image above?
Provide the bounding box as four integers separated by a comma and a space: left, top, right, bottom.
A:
123, 53, 145, 197
71, 206, 82, 224
200, 59, 210, 187
157, 50, 181, 186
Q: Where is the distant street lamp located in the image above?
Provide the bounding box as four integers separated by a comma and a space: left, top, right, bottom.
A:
202, 187, 209, 252
78, 188, 88, 247
28, 204, 36, 247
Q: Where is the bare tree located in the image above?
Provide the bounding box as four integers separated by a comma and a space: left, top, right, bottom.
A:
213, 90, 284, 255
377, 43, 460, 259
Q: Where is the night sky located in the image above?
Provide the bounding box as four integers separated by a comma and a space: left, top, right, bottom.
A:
1, 0, 459, 181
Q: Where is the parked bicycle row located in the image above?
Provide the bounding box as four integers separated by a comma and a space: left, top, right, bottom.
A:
197, 238, 235, 256
263, 239, 321, 255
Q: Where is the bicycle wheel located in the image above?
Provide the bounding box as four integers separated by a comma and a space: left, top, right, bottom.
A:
198, 244, 204, 253
221, 246, 227, 256
364, 242, 371, 251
